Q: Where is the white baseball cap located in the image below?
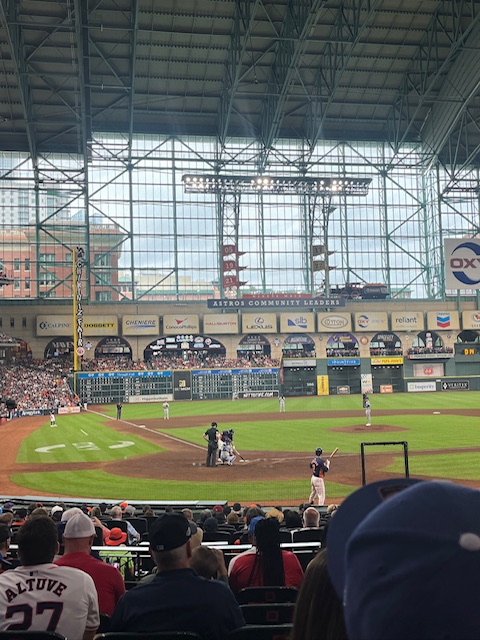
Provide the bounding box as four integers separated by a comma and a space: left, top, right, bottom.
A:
63, 513, 96, 539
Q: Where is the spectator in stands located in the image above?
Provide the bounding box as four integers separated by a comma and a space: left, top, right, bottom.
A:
291, 549, 347, 640
56, 512, 125, 616
331, 481, 480, 640
109, 513, 244, 639
266, 507, 285, 524
226, 511, 239, 526
0, 512, 14, 527
110, 505, 140, 545
101, 528, 135, 581
0, 516, 99, 640
229, 516, 304, 593
0, 523, 20, 572
191, 546, 229, 584
301, 506, 321, 529
232, 502, 242, 517
284, 509, 303, 529
12, 507, 27, 527
203, 517, 219, 533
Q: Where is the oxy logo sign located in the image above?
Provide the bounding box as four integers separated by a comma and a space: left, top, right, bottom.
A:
445, 239, 480, 288
357, 315, 369, 329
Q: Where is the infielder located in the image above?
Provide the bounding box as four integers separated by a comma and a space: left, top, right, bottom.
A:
309, 447, 330, 506
365, 397, 371, 426
279, 395, 286, 412
163, 401, 169, 420
50, 411, 57, 427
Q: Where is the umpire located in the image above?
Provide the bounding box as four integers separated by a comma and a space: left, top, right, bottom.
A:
203, 422, 219, 467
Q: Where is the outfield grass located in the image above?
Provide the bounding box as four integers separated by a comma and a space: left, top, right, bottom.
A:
12, 391, 480, 502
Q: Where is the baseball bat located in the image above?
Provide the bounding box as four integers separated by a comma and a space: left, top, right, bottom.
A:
329, 447, 339, 458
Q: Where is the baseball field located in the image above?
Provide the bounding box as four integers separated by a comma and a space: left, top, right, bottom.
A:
3, 391, 480, 505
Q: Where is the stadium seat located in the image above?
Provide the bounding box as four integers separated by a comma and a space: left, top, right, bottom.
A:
0, 633, 66, 640
227, 624, 293, 640
201, 531, 232, 543
240, 603, 295, 625
124, 518, 148, 536
95, 633, 202, 640
291, 528, 324, 543
236, 587, 298, 605
104, 520, 128, 533
278, 530, 292, 543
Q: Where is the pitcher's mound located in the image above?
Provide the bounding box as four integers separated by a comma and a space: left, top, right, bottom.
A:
332, 424, 409, 433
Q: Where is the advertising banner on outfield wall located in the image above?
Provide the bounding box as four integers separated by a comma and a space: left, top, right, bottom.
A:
317, 312, 352, 332
203, 314, 239, 334
241, 313, 277, 333
371, 357, 404, 365
317, 375, 329, 395
354, 312, 388, 332
173, 371, 192, 400
462, 311, 480, 330
122, 316, 159, 336
444, 238, 480, 290
84, 316, 118, 336
37, 316, 72, 336
413, 362, 445, 377
407, 380, 436, 392
280, 313, 315, 333
426, 311, 459, 330
391, 311, 424, 332
361, 374, 373, 393
163, 315, 200, 335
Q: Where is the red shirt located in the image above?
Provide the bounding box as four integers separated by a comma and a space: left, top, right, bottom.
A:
228, 550, 303, 593
56, 551, 125, 616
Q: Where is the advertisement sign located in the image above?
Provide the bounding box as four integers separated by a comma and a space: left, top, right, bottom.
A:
354, 312, 388, 332
238, 391, 278, 398
444, 238, 480, 289
129, 394, 173, 403
208, 297, 345, 308
413, 362, 445, 377
173, 371, 192, 400
462, 311, 480, 330
426, 311, 459, 330
327, 358, 360, 366
37, 316, 72, 337
163, 315, 200, 334
122, 315, 159, 336
442, 380, 469, 391
371, 357, 404, 365
337, 385, 351, 395
391, 311, 424, 332
203, 314, 239, 334
283, 359, 316, 368
280, 313, 315, 333
361, 373, 373, 394
241, 313, 277, 333
58, 406, 81, 415
317, 312, 352, 332
317, 375, 329, 396
84, 316, 118, 336
407, 381, 436, 392
380, 385, 393, 393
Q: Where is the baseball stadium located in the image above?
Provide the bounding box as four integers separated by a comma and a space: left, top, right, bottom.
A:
0, 2, 479, 636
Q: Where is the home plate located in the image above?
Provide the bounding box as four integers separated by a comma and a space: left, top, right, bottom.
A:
432, 412, 441, 415
138, 424, 146, 428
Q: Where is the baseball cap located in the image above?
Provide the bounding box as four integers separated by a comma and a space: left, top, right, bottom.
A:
62, 507, 85, 521
63, 513, 95, 539
51, 506, 63, 515
0, 524, 11, 544
212, 504, 224, 514
3, 502, 14, 511
326, 477, 420, 598
106, 527, 128, 546
149, 513, 192, 552
339, 481, 480, 640
248, 515, 265, 536
119, 501, 128, 510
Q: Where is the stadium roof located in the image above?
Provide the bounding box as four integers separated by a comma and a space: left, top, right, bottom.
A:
0, 0, 479, 166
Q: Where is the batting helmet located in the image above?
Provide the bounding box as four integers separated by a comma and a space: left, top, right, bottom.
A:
315, 447, 323, 456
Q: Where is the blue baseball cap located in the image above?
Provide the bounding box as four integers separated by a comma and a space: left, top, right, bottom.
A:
341, 481, 480, 640
248, 515, 264, 536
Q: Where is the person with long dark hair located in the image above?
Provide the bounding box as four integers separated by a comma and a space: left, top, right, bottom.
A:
228, 517, 303, 593
291, 549, 347, 640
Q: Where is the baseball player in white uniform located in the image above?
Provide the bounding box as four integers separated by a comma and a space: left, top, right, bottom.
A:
279, 395, 286, 412
50, 412, 57, 427
365, 398, 372, 426
163, 401, 170, 419
0, 517, 99, 640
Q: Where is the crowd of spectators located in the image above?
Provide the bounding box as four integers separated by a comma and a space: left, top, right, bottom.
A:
147, 352, 280, 370
407, 345, 454, 355
326, 347, 360, 357
369, 347, 403, 356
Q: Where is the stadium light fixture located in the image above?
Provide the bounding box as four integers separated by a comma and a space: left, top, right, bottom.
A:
182, 174, 371, 196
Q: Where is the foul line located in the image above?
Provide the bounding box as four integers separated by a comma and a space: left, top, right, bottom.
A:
89, 409, 205, 452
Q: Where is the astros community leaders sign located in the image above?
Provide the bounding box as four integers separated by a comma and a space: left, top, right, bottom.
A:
208, 297, 345, 308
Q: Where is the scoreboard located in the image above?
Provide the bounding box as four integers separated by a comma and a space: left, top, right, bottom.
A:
76, 368, 279, 403
192, 368, 279, 400
76, 371, 173, 404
